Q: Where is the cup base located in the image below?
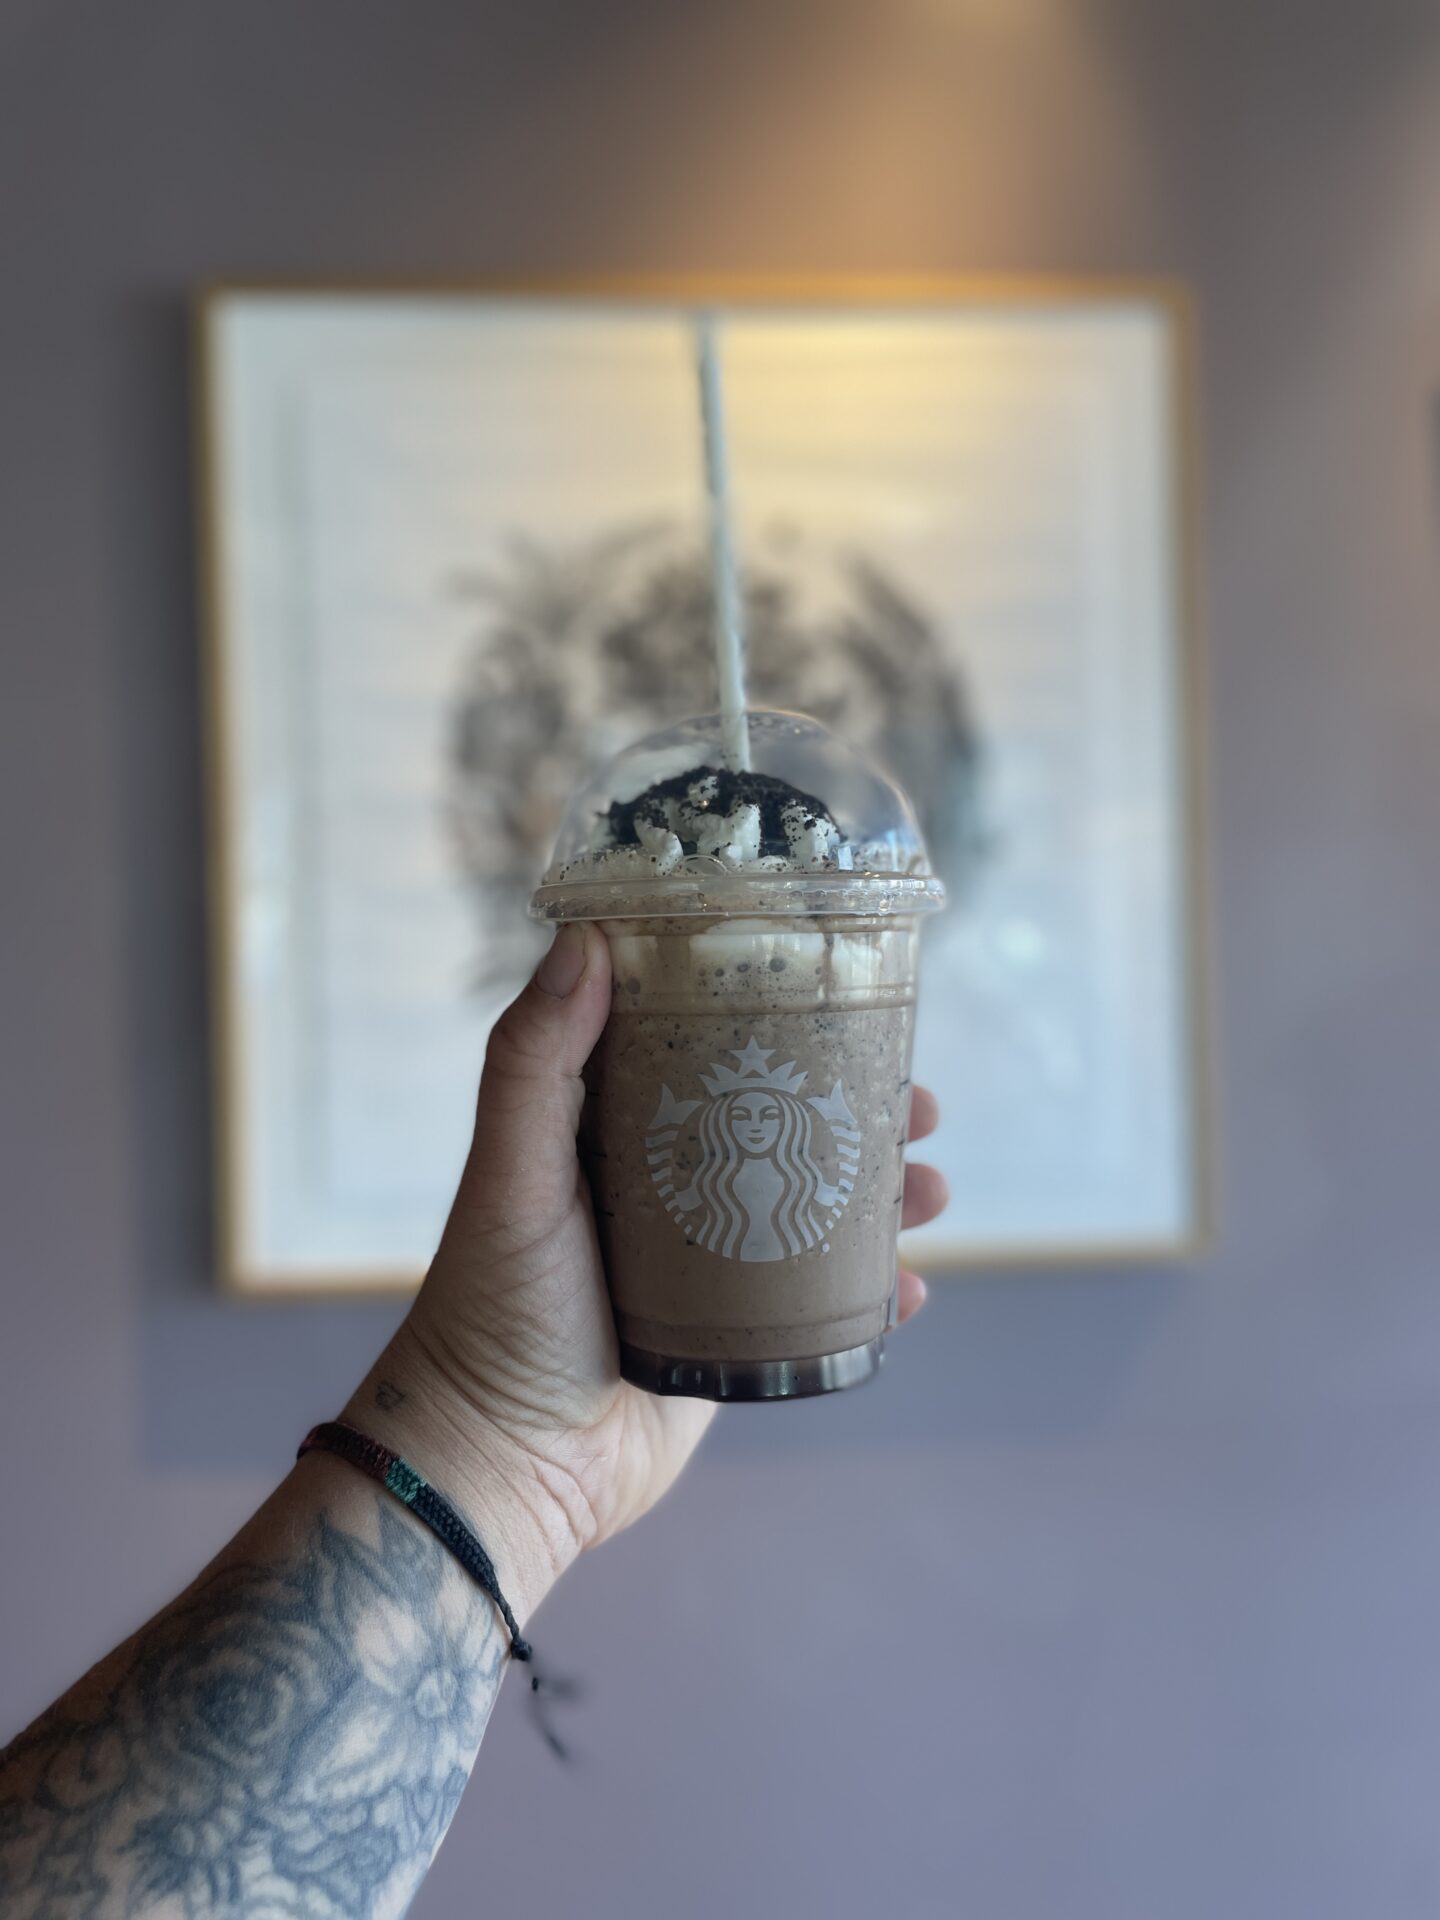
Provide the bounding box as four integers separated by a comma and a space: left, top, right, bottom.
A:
618, 1336, 884, 1402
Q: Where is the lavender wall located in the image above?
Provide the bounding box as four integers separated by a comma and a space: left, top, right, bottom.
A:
5, 4, 1440, 1914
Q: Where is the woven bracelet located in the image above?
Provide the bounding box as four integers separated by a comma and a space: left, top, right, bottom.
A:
297, 1420, 533, 1667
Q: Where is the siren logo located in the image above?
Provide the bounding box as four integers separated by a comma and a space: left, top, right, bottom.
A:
646, 1036, 861, 1262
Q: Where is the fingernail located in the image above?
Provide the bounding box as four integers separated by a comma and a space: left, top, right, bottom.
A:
536, 924, 587, 998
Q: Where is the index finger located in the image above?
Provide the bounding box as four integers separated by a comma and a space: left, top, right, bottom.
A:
908, 1084, 940, 1144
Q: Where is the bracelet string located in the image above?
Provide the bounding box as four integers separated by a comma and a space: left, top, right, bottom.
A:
298, 1420, 532, 1657
299, 1428, 579, 1758
298, 1419, 574, 1754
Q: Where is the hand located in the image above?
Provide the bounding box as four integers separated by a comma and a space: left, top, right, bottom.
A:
347, 923, 949, 1616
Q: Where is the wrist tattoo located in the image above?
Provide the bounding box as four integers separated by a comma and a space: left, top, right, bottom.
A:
374, 1380, 408, 1410
0, 1501, 502, 1917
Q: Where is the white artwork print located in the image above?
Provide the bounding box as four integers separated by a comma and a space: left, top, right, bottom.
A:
646, 1037, 861, 1262
206, 292, 1200, 1285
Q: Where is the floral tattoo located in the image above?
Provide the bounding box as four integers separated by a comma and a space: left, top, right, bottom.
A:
0, 1502, 503, 1917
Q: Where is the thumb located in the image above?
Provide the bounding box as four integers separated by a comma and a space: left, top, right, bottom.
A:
461, 923, 611, 1236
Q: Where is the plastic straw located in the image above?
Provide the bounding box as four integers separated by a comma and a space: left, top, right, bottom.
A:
695, 311, 751, 771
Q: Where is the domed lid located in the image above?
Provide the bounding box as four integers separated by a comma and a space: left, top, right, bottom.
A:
530, 707, 945, 921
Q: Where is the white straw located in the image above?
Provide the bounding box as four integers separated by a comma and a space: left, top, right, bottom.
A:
695, 311, 751, 771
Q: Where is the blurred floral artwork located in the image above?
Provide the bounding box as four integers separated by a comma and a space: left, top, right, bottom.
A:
445, 523, 987, 986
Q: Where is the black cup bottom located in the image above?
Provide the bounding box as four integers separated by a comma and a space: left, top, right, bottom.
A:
617, 1336, 884, 1402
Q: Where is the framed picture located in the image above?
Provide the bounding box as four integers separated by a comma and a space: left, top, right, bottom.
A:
197, 276, 1209, 1294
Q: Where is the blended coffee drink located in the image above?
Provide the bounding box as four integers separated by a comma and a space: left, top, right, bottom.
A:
532, 710, 944, 1401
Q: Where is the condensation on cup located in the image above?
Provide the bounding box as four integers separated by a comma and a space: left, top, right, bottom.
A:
530, 708, 945, 1403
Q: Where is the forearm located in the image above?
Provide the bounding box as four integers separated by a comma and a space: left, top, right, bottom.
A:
0, 911, 761, 1917
0, 1339, 574, 1919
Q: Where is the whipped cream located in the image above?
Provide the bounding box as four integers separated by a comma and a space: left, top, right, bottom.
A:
605, 918, 918, 999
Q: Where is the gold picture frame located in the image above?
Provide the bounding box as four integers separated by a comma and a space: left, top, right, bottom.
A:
195, 275, 1212, 1296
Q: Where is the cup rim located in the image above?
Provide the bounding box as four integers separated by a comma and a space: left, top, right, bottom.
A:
529, 868, 947, 922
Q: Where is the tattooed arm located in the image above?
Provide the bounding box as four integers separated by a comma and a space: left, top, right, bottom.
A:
0, 928, 669, 1920
0, 1452, 525, 1920
0, 927, 945, 1919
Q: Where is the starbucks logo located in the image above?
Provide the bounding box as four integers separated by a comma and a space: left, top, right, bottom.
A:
646, 1036, 861, 1262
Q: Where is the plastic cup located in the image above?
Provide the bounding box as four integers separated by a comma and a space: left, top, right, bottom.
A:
531, 709, 944, 1401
